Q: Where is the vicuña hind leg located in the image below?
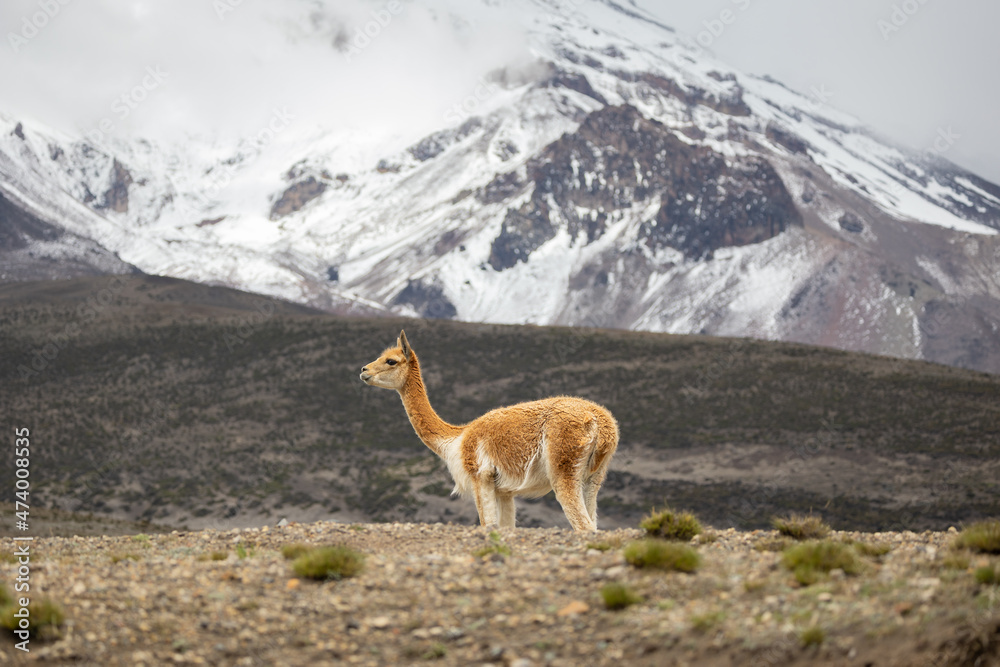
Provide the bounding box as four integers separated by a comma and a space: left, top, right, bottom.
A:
553, 479, 596, 532
583, 466, 608, 527
497, 494, 516, 530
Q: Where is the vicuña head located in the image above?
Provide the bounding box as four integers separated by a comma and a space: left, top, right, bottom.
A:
361, 329, 619, 531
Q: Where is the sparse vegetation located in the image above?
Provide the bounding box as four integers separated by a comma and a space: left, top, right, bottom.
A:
942, 551, 971, 570
235, 542, 257, 559
852, 541, 892, 559
624, 539, 700, 573
473, 531, 511, 559
773, 514, 830, 540
292, 545, 365, 581
955, 519, 1000, 554
640, 507, 702, 541
801, 625, 826, 647
586, 541, 614, 552
782, 541, 863, 586
755, 536, 793, 553
690, 609, 725, 633
110, 552, 142, 563
0, 596, 65, 638
281, 543, 311, 560
974, 565, 999, 586
600, 582, 643, 610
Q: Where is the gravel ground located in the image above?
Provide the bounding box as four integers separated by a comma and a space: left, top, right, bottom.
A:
2, 522, 999, 666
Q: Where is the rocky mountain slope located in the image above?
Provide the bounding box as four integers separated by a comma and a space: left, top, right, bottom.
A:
1, 0, 999, 372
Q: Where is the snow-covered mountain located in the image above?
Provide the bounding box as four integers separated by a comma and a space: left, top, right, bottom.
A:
2, 0, 999, 371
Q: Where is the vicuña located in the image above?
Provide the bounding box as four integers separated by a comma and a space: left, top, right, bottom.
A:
360, 330, 619, 531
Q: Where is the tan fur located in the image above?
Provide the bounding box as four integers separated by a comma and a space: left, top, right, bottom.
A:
361, 330, 619, 531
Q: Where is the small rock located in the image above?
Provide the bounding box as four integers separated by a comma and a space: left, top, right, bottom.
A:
286, 579, 300, 590
277, 518, 289, 527
817, 593, 833, 602
556, 601, 589, 616
370, 616, 391, 629
895, 601, 914, 616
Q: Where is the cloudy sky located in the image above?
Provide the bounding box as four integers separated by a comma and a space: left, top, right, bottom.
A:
639, 0, 1000, 184
1, 0, 997, 184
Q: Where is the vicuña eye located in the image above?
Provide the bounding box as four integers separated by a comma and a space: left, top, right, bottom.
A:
386, 359, 398, 366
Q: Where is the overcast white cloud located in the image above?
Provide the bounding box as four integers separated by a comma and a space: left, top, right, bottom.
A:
0, 0, 527, 146
637, 0, 1000, 184
1, 0, 997, 184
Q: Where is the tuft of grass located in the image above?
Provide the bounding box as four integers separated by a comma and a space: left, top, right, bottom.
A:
955, 520, 1000, 554
0, 597, 65, 638
640, 507, 702, 541
587, 541, 614, 552
853, 541, 892, 559
131, 533, 152, 546
942, 551, 971, 570
235, 542, 258, 559
624, 539, 700, 573
292, 545, 365, 581
0, 585, 12, 608
772, 514, 830, 540
800, 625, 826, 647
974, 566, 999, 586
423, 642, 447, 660
755, 537, 793, 553
110, 552, 142, 564
196, 550, 228, 562
600, 582, 643, 610
782, 540, 863, 586
281, 543, 311, 560
690, 610, 725, 633
473, 531, 511, 559
0, 551, 19, 564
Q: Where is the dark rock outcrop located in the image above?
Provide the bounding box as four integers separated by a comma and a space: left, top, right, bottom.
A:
391, 279, 456, 319
487, 104, 801, 267
269, 177, 327, 220
97, 159, 132, 213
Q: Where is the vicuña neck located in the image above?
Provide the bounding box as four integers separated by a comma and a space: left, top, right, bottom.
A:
398, 352, 463, 456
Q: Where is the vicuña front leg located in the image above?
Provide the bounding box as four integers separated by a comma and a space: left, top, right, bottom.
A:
497, 494, 516, 530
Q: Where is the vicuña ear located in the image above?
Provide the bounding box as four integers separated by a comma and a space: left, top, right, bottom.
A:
398, 330, 412, 359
